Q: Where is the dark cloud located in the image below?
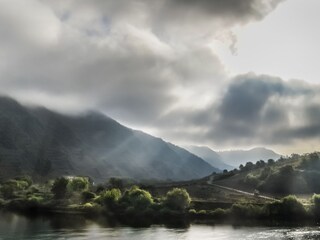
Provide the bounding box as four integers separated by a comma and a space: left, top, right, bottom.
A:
208, 74, 320, 145
154, 72, 320, 151
166, 0, 284, 22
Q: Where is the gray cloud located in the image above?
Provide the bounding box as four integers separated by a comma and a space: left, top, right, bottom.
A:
165, 0, 284, 22
3, 0, 312, 153
152, 72, 320, 153
190, 73, 320, 147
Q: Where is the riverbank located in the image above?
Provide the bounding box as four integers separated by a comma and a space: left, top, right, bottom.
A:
1, 176, 320, 228
1, 195, 320, 228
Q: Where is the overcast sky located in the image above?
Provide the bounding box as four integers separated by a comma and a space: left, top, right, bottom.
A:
0, 0, 319, 154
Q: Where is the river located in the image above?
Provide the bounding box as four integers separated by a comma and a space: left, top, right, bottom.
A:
1, 211, 320, 239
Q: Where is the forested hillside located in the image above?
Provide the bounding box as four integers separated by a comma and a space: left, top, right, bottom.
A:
0, 96, 215, 182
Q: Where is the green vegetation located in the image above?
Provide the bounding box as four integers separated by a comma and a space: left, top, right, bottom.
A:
164, 188, 191, 211
0, 176, 194, 226
214, 152, 320, 195
1, 164, 320, 226
51, 177, 69, 199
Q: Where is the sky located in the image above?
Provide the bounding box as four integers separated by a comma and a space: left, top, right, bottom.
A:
0, 0, 319, 155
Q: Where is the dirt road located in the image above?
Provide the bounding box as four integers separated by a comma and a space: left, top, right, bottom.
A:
207, 176, 276, 201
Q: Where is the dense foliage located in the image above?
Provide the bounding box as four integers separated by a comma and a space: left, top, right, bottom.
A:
1, 173, 320, 226
233, 152, 320, 194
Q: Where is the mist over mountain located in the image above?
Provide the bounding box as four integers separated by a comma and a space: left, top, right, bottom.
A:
185, 146, 234, 171
0, 96, 215, 182
219, 147, 281, 168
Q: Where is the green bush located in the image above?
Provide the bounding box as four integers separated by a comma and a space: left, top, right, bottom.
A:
210, 208, 229, 219
231, 204, 263, 219
121, 186, 153, 210
6, 179, 29, 190
101, 188, 121, 208
15, 176, 33, 187
312, 194, 320, 219
0, 185, 14, 199
51, 177, 69, 199
198, 210, 207, 215
259, 166, 309, 194
244, 174, 260, 188
69, 177, 89, 192
27, 195, 44, 204
188, 209, 196, 214
164, 188, 191, 211
265, 195, 307, 220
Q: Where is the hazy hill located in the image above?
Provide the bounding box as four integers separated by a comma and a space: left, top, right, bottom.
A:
185, 146, 234, 171
213, 152, 320, 195
219, 147, 281, 168
0, 96, 214, 182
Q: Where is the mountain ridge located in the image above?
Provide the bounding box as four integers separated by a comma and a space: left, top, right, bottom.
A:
186, 145, 281, 170
0, 96, 215, 182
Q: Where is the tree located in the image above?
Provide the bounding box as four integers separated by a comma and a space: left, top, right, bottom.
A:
101, 188, 121, 208
256, 160, 266, 168
108, 178, 123, 189
51, 177, 69, 199
267, 159, 275, 165
312, 194, 320, 219
69, 177, 89, 192
244, 162, 254, 171
266, 195, 307, 220
239, 164, 244, 171
0, 184, 14, 199
121, 186, 153, 210
165, 188, 191, 211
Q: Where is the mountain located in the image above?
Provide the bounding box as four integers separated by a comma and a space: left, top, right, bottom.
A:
185, 146, 234, 171
212, 152, 320, 195
0, 96, 215, 182
219, 147, 281, 168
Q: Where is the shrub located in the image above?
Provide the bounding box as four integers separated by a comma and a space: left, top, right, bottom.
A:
101, 188, 121, 208
188, 209, 196, 215
121, 186, 153, 210
164, 188, 191, 211
231, 204, 263, 219
15, 176, 33, 187
265, 195, 307, 220
244, 174, 260, 188
69, 177, 89, 192
27, 195, 44, 205
312, 194, 320, 219
0, 184, 15, 199
51, 177, 69, 199
198, 210, 207, 215
210, 208, 228, 219
83, 202, 93, 208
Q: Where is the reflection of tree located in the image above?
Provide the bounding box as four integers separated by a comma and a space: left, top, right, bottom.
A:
48, 214, 87, 229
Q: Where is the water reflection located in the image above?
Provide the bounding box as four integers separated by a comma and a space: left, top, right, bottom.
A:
1, 211, 320, 239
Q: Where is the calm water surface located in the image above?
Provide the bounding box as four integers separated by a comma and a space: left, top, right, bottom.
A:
0, 211, 320, 240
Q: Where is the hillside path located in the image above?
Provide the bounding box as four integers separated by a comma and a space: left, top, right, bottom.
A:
207, 176, 276, 201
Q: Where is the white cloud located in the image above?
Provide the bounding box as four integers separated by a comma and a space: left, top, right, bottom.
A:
6, 0, 320, 155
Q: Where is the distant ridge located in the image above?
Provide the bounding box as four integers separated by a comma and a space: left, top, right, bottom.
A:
219, 147, 281, 168
187, 146, 281, 169
185, 146, 234, 171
